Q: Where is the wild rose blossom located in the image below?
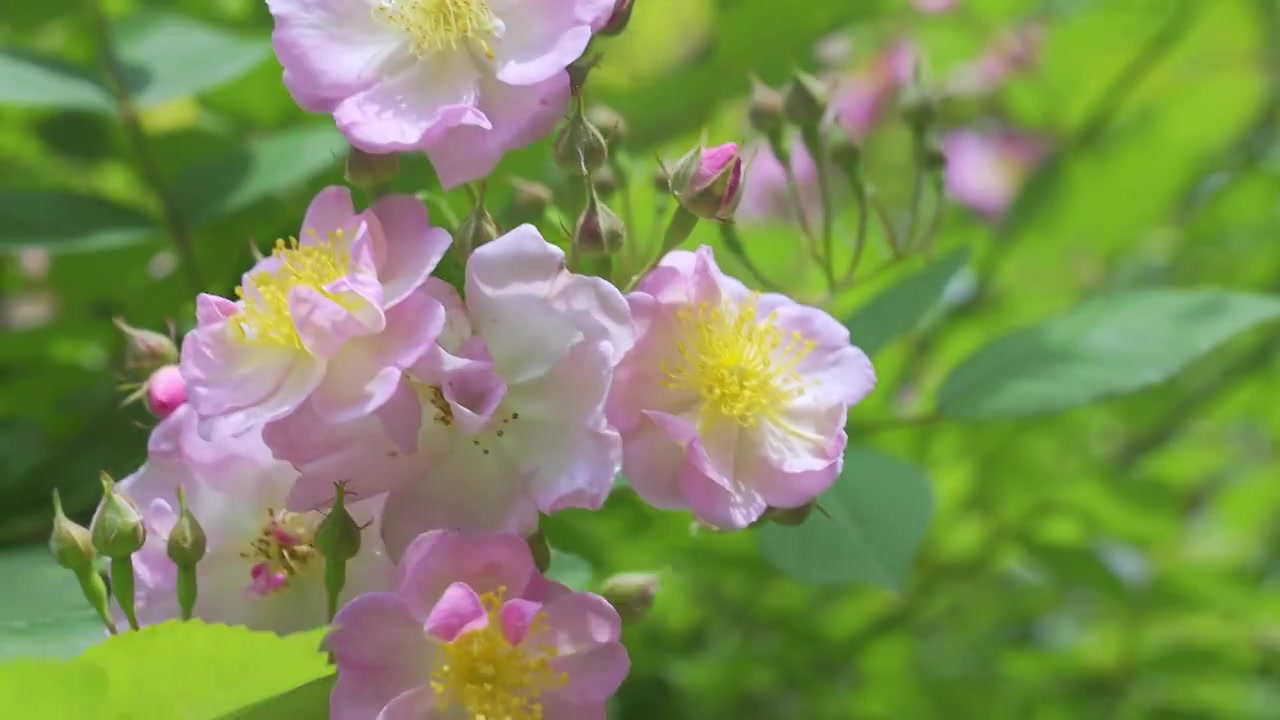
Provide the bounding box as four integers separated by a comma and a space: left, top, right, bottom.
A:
942, 128, 1048, 220
119, 406, 394, 633
265, 226, 633, 559
267, 0, 614, 187
180, 187, 449, 439
607, 247, 876, 528
328, 530, 629, 720
830, 40, 916, 140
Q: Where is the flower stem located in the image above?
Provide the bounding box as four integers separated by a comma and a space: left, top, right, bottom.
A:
800, 127, 837, 291
718, 224, 782, 291
110, 560, 140, 631
75, 567, 118, 635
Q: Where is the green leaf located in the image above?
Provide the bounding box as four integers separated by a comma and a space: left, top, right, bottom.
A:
114, 12, 271, 108
758, 448, 934, 589
547, 549, 594, 591
0, 190, 154, 251
173, 124, 346, 225
936, 289, 1280, 419
218, 674, 335, 720
845, 247, 971, 356
0, 658, 108, 714
0, 547, 107, 661
0, 48, 114, 112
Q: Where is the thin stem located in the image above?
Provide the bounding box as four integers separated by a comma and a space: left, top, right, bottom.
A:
86, 0, 204, 293
901, 130, 928, 253
718, 224, 783, 291
837, 158, 872, 287
868, 191, 902, 257
801, 127, 837, 291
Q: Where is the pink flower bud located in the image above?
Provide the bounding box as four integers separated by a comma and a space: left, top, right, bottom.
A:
669, 142, 745, 222
146, 365, 187, 419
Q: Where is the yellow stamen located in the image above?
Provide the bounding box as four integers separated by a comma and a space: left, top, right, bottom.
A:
662, 294, 815, 427
374, 0, 499, 58
233, 230, 353, 349
431, 588, 567, 720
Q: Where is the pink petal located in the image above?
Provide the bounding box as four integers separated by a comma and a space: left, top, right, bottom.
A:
539, 697, 608, 720
367, 195, 452, 307
373, 378, 423, 455
372, 686, 438, 720
396, 530, 537, 622
424, 582, 488, 642
300, 186, 358, 238
195, 294, 239, 324
288, 285, 380, 359
328, 592, 434, 720
488, 0, 596, 86
680, 438, 768, 529
619, 415, 688, 509
500, 598, 544, 646
550, 642, 630, 705
526, 592, 628, 704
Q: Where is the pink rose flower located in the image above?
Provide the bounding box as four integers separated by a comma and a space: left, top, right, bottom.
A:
327, 530, 629, 720
737, 137, 820, 224
180, 187, 449, 439
265, 225, 634, 558
119, 406, 395, 633
145, 364, 187, 419
831, 39, 916, 141
941, 128, 1048, 220
607, 247, 876, 529
267, 0, 613, 187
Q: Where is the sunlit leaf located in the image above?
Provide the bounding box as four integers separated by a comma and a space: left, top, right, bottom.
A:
936, 289, 1280, 419
759, 448, 934, 589
218, 674, 335, 720
845, 246, 971, 356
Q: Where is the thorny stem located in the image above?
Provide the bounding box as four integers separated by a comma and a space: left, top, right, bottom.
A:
86, 0, 204, 293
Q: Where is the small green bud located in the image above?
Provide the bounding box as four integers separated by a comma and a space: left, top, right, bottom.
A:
573, 191, 626, 256
668, 142, 745, 222
166, 487, 206, 568
113, 317, 177, 371
344, 147, 400, 189
91, 473, 146, 559
510, 178, 554, 217
747, 76, 786, 137
50, 489, 95, 572
783, 70, 828, 129
828, 126, 862, 171
652, 164, 672, 193
600, 572, 659, 621
317, 483, 363, 621
455, 205, 502, 258
587, 105, 629, 149
591, 164, 619, 198
527, 528, 551, 574
554, 112, 609, 176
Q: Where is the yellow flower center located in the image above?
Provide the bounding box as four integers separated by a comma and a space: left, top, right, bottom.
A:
240, 509, 317, 594
662, 294, 815, 427
233, 231, 353, 349
374, 0, 499, 58
431, 589, 566, 720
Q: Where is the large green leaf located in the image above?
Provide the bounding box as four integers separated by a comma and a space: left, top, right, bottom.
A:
0, 190, 154, 251
219, 674, 334, 720
845, 247, 971, 356
0, 547, 107, 661
114, 12, 272, 109
173, 124, 346, 226
0, 48, 113, 112
936, 289, 1280, 419
758, 448, 934, 589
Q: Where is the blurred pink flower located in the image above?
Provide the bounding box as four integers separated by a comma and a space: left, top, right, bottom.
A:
946, 22, 1044, 96
942, 128, 1048, 220
266, 226, 633, 559
119, 406, 394, 633
145, 365, 187, 419
912, 0, 959, 13
737, 137, 820, 224
607, 247, 876, 529
831, 39, 916, 140
266, 0, 612, 187
180, 187, 449, 439
328, 530, 628, 720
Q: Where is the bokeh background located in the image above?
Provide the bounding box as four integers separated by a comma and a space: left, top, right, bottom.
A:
4, 0, 1280, 717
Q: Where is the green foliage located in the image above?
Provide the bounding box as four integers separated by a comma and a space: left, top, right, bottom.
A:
0, 190, 153, 250
0, 48, 113, 112
937, 289, 1280, 419
759, 448, 934, 589
845, 247, 971, 356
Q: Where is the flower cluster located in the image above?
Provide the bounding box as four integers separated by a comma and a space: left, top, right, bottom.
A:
55, 1, 887, 717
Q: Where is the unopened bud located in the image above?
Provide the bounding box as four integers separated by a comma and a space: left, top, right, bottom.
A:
145, 365, 187, 419
114, 318, 177, 371
783, 70, 828, 129
763, 502, 816, 527
669, 142, 745, 222
587, 105, 629, 149
317, 483, 363, 621
591, 164, 619, 198
455, 205, 502, 258
600, 572, 659, 621
166, 487, 206, 568
596, 0, 635, 37
747, 76, 786, 137
91, 473, 146, 559
828, 127, 862, 171
554, 111, 609, 175
344, 148, 400, 189
510, 178, 554, 217
573, 192, 626, 255
652, 164, 672, 193
50, 489, 95, 572
527, 528, 551, 574
899, 84, 935, 131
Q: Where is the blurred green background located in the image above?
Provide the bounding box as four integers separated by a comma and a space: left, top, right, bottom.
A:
4, 0, 1280, 717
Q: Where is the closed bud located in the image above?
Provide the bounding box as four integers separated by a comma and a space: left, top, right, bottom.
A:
591, 164, 619, 198
762, 502, 816, 527
50, 489, 95, 572
554, 112, 609, 175
344, 147, 400, 189
747, 76, 786, 137
783, 70, 829, 129
828, 126, 862, 171
527, 528, 551, 574
652, 164, 672, 193
166, 487, 206, 568
669, 142, 745, 222
91, 473, 146, 559
600, 572, 659, 621
597, 0, 635, 37
899, 84, 935, 131
573, 191, 626, 255
114, 318, 177, 371
510, 178, 554, 217
587, 105, 629, 149
316, 483, 362, 564
455, 205, 502, 258
145, 365, 187, 419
